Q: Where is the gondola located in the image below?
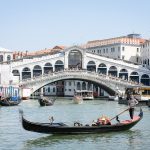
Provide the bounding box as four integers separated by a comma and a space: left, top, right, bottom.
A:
0, 97, 21, 106
20, 108, 143, 134
38, 97, 55, 106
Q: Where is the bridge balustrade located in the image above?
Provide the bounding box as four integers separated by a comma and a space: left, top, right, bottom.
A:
20, 69, 141, 87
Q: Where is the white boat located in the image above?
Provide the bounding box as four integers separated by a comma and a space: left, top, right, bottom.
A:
74, 90, 94, 101
73, 95, 83, 104
108, 95, 119, 101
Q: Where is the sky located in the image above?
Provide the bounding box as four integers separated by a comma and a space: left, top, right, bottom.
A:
0, 0, 150, 51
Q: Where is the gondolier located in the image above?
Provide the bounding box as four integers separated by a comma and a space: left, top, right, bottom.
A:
128, 94, 139, 119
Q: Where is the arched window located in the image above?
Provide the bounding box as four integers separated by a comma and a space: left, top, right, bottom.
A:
55, 60, 64, 71
87, 61, 96, 72
68, 50, 82, 69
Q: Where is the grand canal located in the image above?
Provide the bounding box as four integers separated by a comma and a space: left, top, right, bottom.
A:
0, 99, 150, 150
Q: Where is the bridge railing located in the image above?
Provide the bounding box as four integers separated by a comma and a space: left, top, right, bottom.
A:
19, 69, 142, 86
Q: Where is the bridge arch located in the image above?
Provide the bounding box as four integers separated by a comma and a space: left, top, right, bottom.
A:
22, 67, 31, 80
130, 71, 139, 83
55, 60, 64, 71
87, 61, 96, 72
12, 69, 20, 76
33, 65, 42, 77
97, 63, 107, 74
68, 50, 82, 69
108, 66, 118, 77
33, 78, 116, 96
141, 74, 150, 85
20, 70, 140, 97
44, 63, 53, 74
119, 69, 128, 80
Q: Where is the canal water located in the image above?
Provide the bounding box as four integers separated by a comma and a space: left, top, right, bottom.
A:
0, 99, 150, 150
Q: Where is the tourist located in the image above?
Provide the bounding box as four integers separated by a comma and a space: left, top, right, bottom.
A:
128, 95, 139, 120
96, 115, 111, 125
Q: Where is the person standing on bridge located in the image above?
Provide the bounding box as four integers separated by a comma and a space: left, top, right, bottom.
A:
128, 94, 138, 120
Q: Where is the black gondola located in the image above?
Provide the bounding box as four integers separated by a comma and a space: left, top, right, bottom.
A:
38, 97, 55, 106
20, 109, 143, 134
0, 97, 21, 106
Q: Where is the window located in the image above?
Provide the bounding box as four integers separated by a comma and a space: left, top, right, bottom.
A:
69, 82, 71, 86
7, 55, 11, 61
48, 87, 50, 93
118, 47, 120, 52
69, 89, 71, 91
103, 49, 105, 53
113, 47, 115, 52
0, 55, 3, 62
53, 88, 55, 92
106, 48, 108, 53
122, 47, 125, 51
137, 57, 139, 63
122, 55, 125, 60
137, 48, 139, 52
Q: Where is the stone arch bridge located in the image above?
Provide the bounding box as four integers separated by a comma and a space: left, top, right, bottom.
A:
19, 70, 140, 96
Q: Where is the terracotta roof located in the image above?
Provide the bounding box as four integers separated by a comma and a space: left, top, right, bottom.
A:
86, 35, 146, 48
52, 45, 66, 49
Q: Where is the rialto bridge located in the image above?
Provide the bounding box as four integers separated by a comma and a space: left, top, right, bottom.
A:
11, 46, 150, 96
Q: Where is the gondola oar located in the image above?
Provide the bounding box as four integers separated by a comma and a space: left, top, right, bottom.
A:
110, 108, 129, 121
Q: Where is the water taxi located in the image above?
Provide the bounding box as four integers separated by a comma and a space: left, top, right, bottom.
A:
75, 90, 94, 100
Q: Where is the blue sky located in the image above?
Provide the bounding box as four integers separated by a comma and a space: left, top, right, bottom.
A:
0, 0, 150, 51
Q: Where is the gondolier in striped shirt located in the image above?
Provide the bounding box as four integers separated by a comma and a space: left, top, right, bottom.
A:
128, 94, 139, 119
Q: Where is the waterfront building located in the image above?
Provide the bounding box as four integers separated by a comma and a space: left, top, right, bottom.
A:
141, 40, 150, 69
86, 34, 145, 64
0, 47, 13, 62
0, 34, 150, 97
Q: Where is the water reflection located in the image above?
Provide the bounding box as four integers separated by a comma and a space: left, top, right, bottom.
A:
24, 130, 143, 150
